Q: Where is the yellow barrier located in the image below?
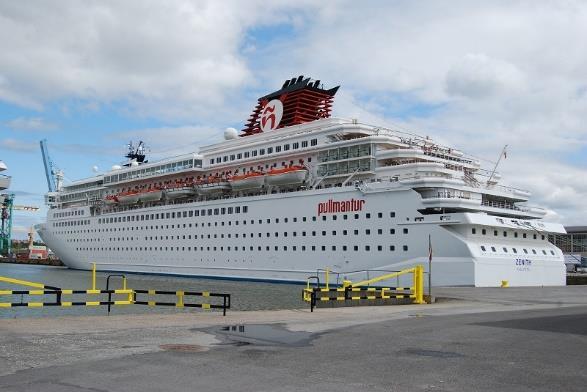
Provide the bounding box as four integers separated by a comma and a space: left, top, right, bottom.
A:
303, 265, 426, 311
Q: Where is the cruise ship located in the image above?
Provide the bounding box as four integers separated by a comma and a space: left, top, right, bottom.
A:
37, 76, 566, 286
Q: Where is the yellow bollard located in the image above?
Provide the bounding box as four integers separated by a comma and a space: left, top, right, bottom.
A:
91, 262, 96, 291
501, 280, 509, 288
412, 266, 425, 305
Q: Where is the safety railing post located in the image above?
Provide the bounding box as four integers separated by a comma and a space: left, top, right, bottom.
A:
413, 265, 425, 304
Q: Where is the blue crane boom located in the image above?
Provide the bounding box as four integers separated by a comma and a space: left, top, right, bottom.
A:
40, 139, 56, 192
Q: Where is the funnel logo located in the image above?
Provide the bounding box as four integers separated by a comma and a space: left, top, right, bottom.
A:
260, 99, 283, 132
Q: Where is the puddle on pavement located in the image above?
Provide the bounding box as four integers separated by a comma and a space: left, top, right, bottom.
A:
198, 324, 316, 347
160, 344, 207, 353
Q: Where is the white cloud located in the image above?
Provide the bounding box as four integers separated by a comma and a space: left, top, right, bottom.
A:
0, 0, 313, 120
445, 54, 526, 99
5, 116, 56, 131
0, 138, 37, 152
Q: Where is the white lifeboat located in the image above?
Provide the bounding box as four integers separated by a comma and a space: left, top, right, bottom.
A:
166, 186, 197, 199
265, 166, 307, 186
229, 172, 265, 191
196, 177, 231, 195
138, 188, 163, 202
117, 191, 140, 204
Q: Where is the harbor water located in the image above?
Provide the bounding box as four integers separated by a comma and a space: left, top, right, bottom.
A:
0, 263, 305, 319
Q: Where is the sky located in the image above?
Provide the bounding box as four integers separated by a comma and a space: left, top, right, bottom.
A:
1, 0, 586, 239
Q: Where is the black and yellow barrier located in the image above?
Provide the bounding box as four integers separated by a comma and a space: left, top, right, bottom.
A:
303, 265, 426, 311
0, 264, 231, 316
134, 289, 231, 316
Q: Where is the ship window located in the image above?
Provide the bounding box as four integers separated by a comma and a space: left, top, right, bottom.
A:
259, 149, 265, 155
403, 245, 408, 251
343, 215, 348, 220
532, 249, 537, 254
533, 234, 537, 239
354, 229, 358, 235
302, 231, 306, 236
208, 209, 212, 215
322, 231, 326, 236
230, 154, 235, 161
491, 246, 496, 252
267, 147, 273, 154
252, 150, 257, 157
223, 156, 228, 162
365, 245, 370, 251
503, 247, 508, 253
523, 233, 527, 238
377, 229, 382, 235
237, 153, 242, 159
514, 232, 518, 238
403, 228, 408, 234
311, 139, 318, 146
303, 217, 307, 222
482, 229, 486, 235
472, 228, 476, 234
503, 231, 507, 237
494, 230, 498, 236
276, 218, 279, 223
244, 152, 250, 158
550, 250, 555, 255
343, 245, 347, 251
354, 214, 359, 220
366, 229, 371, 235
210, 159, 214, 165
216, 157, 221, 163
541, 235, 545, 240
389, 245, 395, 251
542, 250, 547, 255
302, 140, 308, 148
236, 206, 241, 213
276, 146, 282, 152
343, 230, 348, 235
513, 248, 518, 253
293, 142, 299, 149
312, 231, 316, 236
523, 248, 528, 254
322, 216, 326, 221
354, 245, 358, 251
481, 246, 486, 251
221, 208, 226, 215
366, 213, 371, 219
283, 144, 290, 151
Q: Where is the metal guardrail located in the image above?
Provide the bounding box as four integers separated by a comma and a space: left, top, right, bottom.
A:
303, 265, 426, 311
0, 263, 231, 316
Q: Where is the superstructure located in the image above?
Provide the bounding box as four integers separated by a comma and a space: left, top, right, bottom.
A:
36, 76, 566, 286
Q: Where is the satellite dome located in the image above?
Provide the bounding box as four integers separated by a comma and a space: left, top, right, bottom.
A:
224, 127, 238, 140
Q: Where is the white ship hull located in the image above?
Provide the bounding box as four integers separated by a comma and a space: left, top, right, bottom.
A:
37, 183, 566, 287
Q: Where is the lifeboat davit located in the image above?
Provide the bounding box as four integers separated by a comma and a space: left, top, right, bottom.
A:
229, 172, 265, 191
166, 186, 196, 199
138, 188, 163, 202
117, 191, 140, 204
265, 166, 307, 186
103, 195, 118, 205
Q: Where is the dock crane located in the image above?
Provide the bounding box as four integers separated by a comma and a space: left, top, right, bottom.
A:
0, 194, 39, 256
40, 139, 63, 192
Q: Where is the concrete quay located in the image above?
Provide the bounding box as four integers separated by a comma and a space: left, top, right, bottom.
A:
1, 286, 587, 391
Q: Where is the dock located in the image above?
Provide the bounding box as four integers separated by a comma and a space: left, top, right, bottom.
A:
1, 286, 587, 391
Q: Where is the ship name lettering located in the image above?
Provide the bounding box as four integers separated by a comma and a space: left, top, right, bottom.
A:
318, 199, 366, 216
